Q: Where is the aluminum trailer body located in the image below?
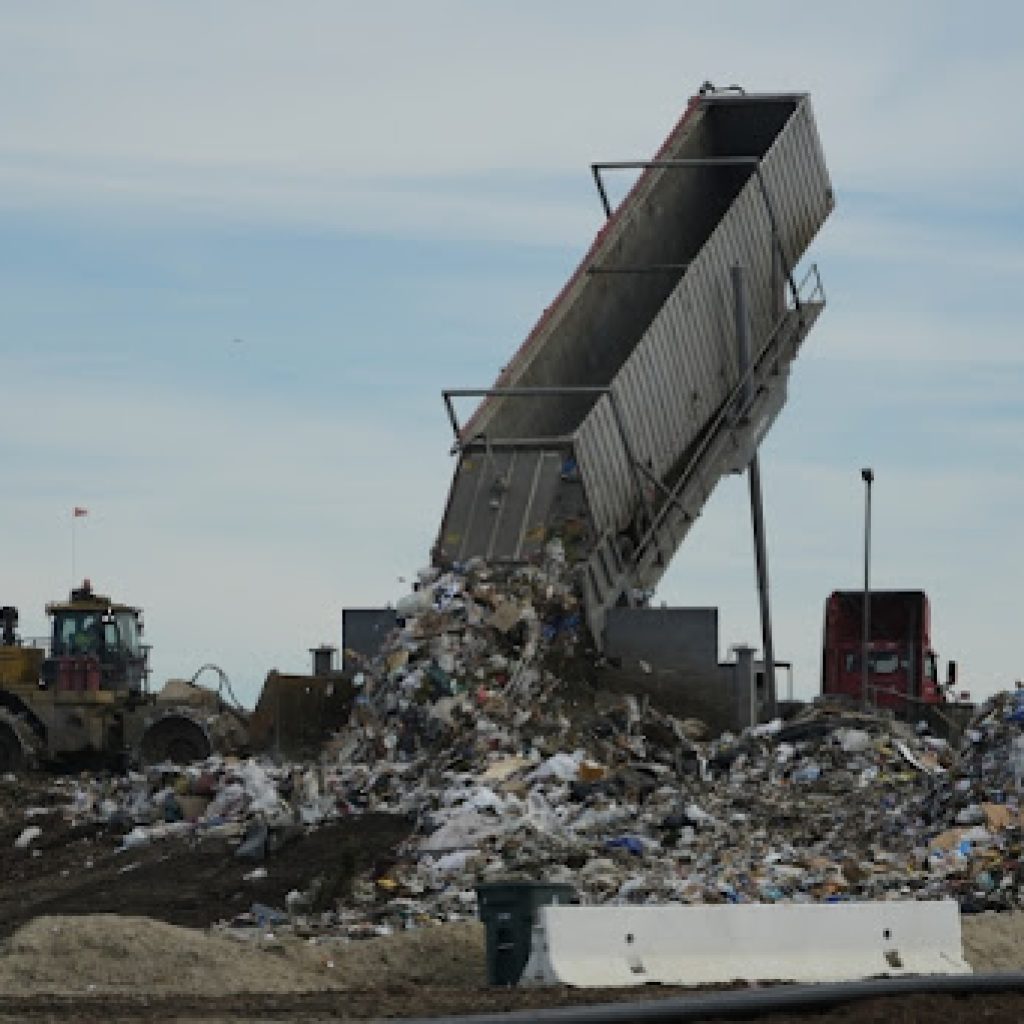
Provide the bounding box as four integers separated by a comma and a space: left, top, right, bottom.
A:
435, 90, 834, 643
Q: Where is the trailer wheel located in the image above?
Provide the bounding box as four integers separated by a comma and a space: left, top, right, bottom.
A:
0, 723, 24, 773
139, 717, 211, 766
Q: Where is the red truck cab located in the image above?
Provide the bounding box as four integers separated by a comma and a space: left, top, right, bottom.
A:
821, 590, 946, 711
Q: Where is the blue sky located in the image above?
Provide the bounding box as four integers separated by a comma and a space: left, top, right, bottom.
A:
2, 1, 1022, 704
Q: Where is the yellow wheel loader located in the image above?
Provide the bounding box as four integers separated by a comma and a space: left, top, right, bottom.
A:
0, 582, 223, 771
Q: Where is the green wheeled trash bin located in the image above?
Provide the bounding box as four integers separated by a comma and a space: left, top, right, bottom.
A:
476, 880, 578, 986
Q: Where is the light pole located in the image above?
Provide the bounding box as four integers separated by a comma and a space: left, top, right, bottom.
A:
861, 467, 874, 707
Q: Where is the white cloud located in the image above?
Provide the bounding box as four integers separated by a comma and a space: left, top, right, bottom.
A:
803, 205, 1024, 365
808, 308, 1024, 365
822, 211, 1024, 282
0, 155, 600, 246
1, 2, 1020, 242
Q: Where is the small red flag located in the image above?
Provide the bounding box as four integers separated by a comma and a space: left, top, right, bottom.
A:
73, 507, 88, 518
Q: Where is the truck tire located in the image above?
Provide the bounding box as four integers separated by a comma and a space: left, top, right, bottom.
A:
139, 717, 211, 766
0, 722, 24, 773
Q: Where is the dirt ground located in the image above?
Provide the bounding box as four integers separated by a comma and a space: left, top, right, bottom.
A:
1, 913, 1023, 1023
0, 917, 487, 996
0, 776, 411, 937
4, 775, 1024, 1022
1, 987, 1024, 1023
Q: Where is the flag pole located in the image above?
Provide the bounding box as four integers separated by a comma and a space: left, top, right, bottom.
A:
71, 507, 88, 587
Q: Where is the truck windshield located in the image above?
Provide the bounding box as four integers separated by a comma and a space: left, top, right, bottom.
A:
843, 651, 905, 675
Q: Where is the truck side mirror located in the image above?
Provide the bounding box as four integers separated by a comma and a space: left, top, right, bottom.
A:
947, 660, 957, 686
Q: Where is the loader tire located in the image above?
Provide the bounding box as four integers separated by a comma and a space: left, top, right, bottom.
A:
0, 723, 24, 774
140, 717, 211, 766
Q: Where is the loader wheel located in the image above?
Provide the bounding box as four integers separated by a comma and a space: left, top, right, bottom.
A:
140, 718, 211, 766
0, 723, 24, 774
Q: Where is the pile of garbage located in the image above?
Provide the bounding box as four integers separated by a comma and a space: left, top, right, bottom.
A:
317, 552, 1024, 931
12, 551, 1024, 939
925, 691, 1024, 910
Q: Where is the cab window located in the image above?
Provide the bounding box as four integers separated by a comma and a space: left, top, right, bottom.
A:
843, 651, 905, 675
53, 612, 102, 655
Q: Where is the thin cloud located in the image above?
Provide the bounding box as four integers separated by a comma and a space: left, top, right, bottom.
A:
1, 3, 1021, 242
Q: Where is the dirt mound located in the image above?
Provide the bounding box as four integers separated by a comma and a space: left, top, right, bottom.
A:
962, 912, 1024, 972
329, 920, 485, 988
0, 915, 340, 995
0, 784, 410, 940
0, 915, 483, 997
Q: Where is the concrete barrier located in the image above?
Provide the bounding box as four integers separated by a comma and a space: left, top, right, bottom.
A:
520, 901, 970, 987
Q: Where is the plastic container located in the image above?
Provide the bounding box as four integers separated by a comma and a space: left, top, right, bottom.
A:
476, 880, 577, 986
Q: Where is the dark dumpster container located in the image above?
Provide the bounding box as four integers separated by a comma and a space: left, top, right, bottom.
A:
476, 881, 578, 986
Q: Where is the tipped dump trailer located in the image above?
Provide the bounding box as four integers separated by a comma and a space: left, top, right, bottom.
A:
435, 89, 834, 644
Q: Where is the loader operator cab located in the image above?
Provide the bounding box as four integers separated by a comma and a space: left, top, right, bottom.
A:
42, 581, 148, 693
52, 609, 141, 660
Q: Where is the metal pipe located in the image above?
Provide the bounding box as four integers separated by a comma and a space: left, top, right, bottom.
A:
587, 264, 690, 275
733, 264, 777, 721
444, 386, 611, 442
395, 973, 1024, 1024
748, 456, 777, 720
459, 436, 576, 450
593, 157, 760, 169
590, 158, 758, 219
861, 467, 874, 708
591, 164, 612, 218
444, 387, 610, 398
443, 392, 462, 439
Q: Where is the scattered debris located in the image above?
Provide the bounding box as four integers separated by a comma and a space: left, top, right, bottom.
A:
5, 560, 1024, 947
304, 560, 1024, 933
13, 826, 42, 849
